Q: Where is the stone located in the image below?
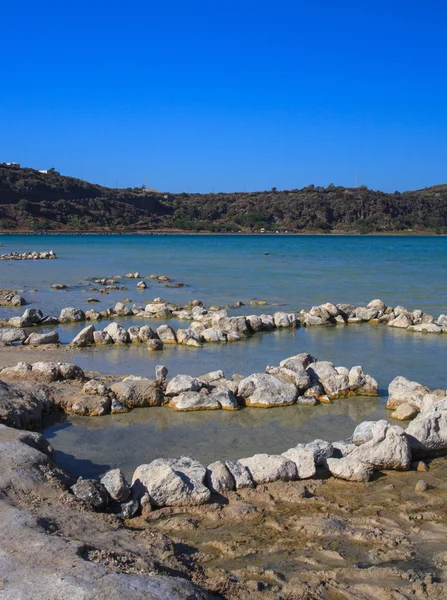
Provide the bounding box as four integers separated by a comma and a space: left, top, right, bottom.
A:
237, 373, 297, 407
147, 339, 164, 351
319, 302, 340, 317
215, 316, 250, 337
387, 376, 430, 410
168, 391, 220, 411
71, 479, 108, 510
326, 456, 374, 482
408, 323, 442, 334
307, 361, 338, 381
225, 460, 255, 489
120, 497, 140, 519
198, 370, 225, 384
155, 365, 168, 382
421, 393, 445, 412
100, 469, 130, 502
110, 377, 163, 408
8, 316, 32, 328
297, 395, 318, 406
31, 361, 61, 382
304, 382, 325, 399
176, 328, 202, 347
59, 307, 86, 322
209, 386, 239, 410
239, 454, 297, 484
279, 358, 311, 390
349, 420, 411, 470
206, 461, 235, 493
0, 380, 54, 428
246, 315, 264, 332
23, 331, 59, 345
66, 394, 111, 417
391, 403, 419, 421
58, 363, 84, 380
132, 456, 210, 507
406, 398, 447, 457
103, 323, 130, 344
111, 398, 129, 414
156, 324, 177, 344
354, 306, 379, 321
415, 479, 428, 492
303, 439, 334, 465
93, 330, 113, 344
281, 446, 316, 479
139, 325, 157, 341
273, 312, 297, 328
114, 302, 133, 316
388, 313, 413, 328
166, 375, 202, 396
136, 281, 147, 289
85, 309, 101, 320
321, 373, 351, 398
127, 326, 141, 342
352, 421, 376, 446
83, 380, 109, 396
332, 440, 356, 457
22, 308, 44, 323
0, 328, 28, 343
348, 366, 379, 396
201, 327, 227, 342
70, 324, 96, 347
368, 299, 387, 311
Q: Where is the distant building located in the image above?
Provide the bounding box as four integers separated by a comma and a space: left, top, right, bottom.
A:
38, 170, 48, 174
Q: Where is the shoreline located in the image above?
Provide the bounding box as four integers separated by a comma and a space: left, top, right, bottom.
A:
0, 230, 445, 237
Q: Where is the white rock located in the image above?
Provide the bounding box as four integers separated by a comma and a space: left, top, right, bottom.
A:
206, 461, 235, 493
406, 398, 447, 457
349, 420, 411, 470
281, 446, 316, 479
239, 454, 297, 484
237, 373, 297, 407
387, 376, 430, 410
326, 456, 374, 482
225, 460, 255, 489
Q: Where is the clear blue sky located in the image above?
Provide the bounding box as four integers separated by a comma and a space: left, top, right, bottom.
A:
1, 0, 446, 193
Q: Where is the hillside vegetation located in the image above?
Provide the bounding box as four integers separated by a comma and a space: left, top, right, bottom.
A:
1, 165, 447, 234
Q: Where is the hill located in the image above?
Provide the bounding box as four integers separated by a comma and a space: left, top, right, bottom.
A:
1, 164, 447, 234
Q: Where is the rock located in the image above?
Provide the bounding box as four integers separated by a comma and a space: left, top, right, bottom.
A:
354, 306, 378, 321
111, 398, 129, 414
8, 316, 32, 328
127, 326, 141, 342
303, 313, 333, 327
408, 323, 442, 334
31, 361, 61, 382
114, 302, 133, 316
320, 373, 351, 398
93, 330, 114, 344
100, 469, 130, 502
239, 454, 297, 484
281, 446, 316, 479
206, 461, 235, 493
139, 325, 157, 341
307, 361, 338, 381
209, 387, 239, 410
225, 460, 255, 489
147, 339, 164, 351
58, 363, 84, 380
349, 420, 411, 470
387, 376, 430, 410
415, 479, 428, 492
124, 272, 140, 278
215, 316, 250, 337
83, 380, 109, 396
71, 479, 108, 510
414, 460, 429, 472
332, 440, 356, 457
391, 403, 419, 421
198, 370, 225, 384
66, 394, 111, 417
201, 327, 227, 342
320, 302, 340, 317
297, 395, 318, 406
85, 309, 101, 320
22, 308, 44, 323
246, 315, 264, 332
23, 331, 59, 345
237, 373, 297, 407
279, 357, 311, 389
273, 312, 297, 328
352, 421, 376, 445
368, 298, 387, 311
0, 380, 54, 428
0, 328, 28, 343
388, 313, 413, 328
110, 377, 163, 408
168, 391, 220, 411
155, 365, 168, 382
50, 283, 67, 290
421, 392, 445, 412
406, 398, 447, 457
59, 307, 86, 322
132, 457, 210, 507
70, 324, 96, 347
103, 322, 130, 344
304, 382, 325, 399
156, 324, 177, 344
348, 366, 379, 396
166, 375, 203, 396
136, 281, 147, 289
303, 439, 334, 465
176, 328, 202, 347
326, 456, 374, 482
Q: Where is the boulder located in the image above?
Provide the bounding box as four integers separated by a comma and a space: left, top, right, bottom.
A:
408, 323, 442, 334
368, 299, 387, 311
22, 308, 44, 323
110, 376, 163, 408
65, 394, 111, 417
406, 398, 447, 457
176, 329, 202, 347
147, 339, 164, 351
206, 461, 235, 493
348, 366, 379, 396
209, 387, 239, 410
239, 454, 297, 484
215, 316, 250, 337
279, 358, 311, 390
103, 323, 130, 344
166, 375, 202, 396
326, 456, 374, 482
319, 302, 340, 317
387, 376, 430, 410
59, 307, 86, 322
297, 395, 318, 406
237, 373, 297, 407
246, 315, 263, 333
349, 420, 411, 470
201, 327, 227, 342
302, 439, 334, 465
391, 403, 418, 421
71, 479, 108, 510
93, 330, 113, 344
281, 446, 316, 479
0, 380, 54, 428
100, 469, 130, 502
0, 328, 28, 343
156, 325, 177, 344
388, 313, 413, 328
85, 309, 101, 321
320, 373, 351, 398
354, 306, 378, 321
70, 325, 96, 347
127, 326, 141, 343
352, 421, 376, 446
132, 456, 210, 507
225, 460, 255, 489
114, 302, 133, 316
59, 363, 84, 380
138, 325, 157, 341
307, 361, 338, 381
23, 331, 59, 345
136, 281, 147, 289
273, 312, 297, 328
155, 365, 168, 382
168, 391, 220, 411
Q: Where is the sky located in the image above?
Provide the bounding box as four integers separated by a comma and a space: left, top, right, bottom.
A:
1, 0, 446, 193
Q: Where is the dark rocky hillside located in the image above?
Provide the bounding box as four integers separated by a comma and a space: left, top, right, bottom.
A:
1, 164, 447, 233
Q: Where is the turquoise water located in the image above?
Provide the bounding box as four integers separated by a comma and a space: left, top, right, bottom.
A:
2, 234, 447, 479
